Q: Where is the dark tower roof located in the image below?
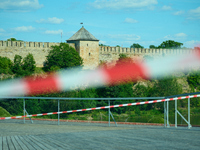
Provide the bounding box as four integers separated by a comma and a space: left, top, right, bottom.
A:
67, 27, 99, 41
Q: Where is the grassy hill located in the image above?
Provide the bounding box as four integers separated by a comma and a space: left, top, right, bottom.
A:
0, 106, 11, 117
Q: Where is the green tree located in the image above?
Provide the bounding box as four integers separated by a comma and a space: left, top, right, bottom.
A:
130, 43, 144, 48
12, 54, 36, 77
99, 44, 108, 46
149, 45, 157, 49
12, 55, 23, 76
22, 53, 36, 76
0, 56, 13, 74
43, 43, 83, 72
7, 38, 17, 41
7, 38, 22, 41
158, 40, 183, 49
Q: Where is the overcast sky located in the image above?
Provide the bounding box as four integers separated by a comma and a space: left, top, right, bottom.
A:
0, 0, 200, 48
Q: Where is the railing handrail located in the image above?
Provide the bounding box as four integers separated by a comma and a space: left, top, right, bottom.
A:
164, 92, 200, 98
0, 96, 165, 101
0, 92, 199, 101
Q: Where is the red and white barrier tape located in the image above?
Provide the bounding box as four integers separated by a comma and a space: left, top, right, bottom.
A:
0, 49, 200, 96
0, 94, 199, 120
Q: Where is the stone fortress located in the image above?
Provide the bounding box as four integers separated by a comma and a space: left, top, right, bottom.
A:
0, 27, 193, 69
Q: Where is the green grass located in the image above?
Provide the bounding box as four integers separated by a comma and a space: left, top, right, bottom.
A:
0, 106, 11, 117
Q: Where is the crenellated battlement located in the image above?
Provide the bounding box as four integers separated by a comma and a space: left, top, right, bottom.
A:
99, 46, 193, 55
0, 40, 63, 48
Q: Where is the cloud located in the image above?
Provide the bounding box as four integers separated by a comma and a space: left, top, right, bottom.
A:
124, 18, 138, 23
0, 28, 6, 36
90, 0, 158, 10
44, 30, 63, 35
0, 28, 6, 32
161, 5, 172, 11
108, 34, 141, 41
173, 10, 184, 15
185, 40, 200, 48
175, 33, 187, 38
187, 7, 200, 19
13, 26, 35, 32
0, 0, 43, 12
36, 17, 64, 24
99, 40, 107, 44
164, 33, 187, 40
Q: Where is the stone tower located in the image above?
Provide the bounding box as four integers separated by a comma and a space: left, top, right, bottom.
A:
66, 27, 99, 69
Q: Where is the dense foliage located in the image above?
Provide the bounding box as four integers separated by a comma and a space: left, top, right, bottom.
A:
43, 43, 83, 72
187, 70, 200, 89
0, 53, 36, 77
130, 43, 144, 48
12, 53, 36, 77
0, 56, 13, 74
148, 40, 183, 49
158, 40, 183, 49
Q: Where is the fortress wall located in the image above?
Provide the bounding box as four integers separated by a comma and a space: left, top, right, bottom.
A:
0, 41, 75, 67
99, 46, 193, 64
0, 40, 194, 69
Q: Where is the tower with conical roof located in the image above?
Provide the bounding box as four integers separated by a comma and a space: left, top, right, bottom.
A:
67, 27, 99, 69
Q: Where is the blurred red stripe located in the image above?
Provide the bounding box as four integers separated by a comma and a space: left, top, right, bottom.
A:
103, 61, 149, 85
25, 74, 61, 95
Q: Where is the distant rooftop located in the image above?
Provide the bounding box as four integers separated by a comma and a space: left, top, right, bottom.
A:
67, 27, 99, 41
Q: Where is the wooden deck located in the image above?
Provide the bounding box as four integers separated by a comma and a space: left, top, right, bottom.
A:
1, 120, 200, 150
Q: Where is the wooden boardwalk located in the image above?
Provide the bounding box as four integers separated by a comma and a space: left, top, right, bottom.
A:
1, 120, 200, 150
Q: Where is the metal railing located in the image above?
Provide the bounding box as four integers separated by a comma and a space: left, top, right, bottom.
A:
1, 92, 200, 129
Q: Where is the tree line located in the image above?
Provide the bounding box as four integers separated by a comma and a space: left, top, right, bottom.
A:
100, 40, 184, 49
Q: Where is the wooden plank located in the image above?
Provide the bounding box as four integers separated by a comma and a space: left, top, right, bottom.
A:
17, 136, 35, 150
10, 136, 22, 150
48, 134, 74, 148
25, 136, 47, 150
6, 136, 15, 150
14, 136, 29, 150
2, 137, 8, 150
29, 135, 54, 150
35, 135, 62, 149
0, 137, 2, 150
43, 134, 69, 149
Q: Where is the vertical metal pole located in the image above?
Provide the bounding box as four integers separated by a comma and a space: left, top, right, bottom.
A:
175, 99, 177, 128
164, 101, 166, 128
58, 99, 60, 126
188, 96, 191, 129
23, 99, 25, 124
108, 100, 110, 127
167, 101, 170, 127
